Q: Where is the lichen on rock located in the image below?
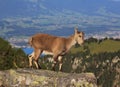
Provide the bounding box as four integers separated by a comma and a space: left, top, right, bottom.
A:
0, 69, 97, 87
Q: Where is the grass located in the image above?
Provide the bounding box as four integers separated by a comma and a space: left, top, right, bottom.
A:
71, 39, 120, 54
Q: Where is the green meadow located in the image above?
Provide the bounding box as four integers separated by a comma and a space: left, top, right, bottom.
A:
71, 39, 120, 54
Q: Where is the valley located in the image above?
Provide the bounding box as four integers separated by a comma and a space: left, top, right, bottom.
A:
0, 0, 120, 47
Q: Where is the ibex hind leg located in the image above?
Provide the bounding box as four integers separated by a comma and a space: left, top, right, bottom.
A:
34, 49, 42, 69
28, 53, 34, 68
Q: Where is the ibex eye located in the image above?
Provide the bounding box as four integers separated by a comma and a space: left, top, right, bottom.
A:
79, 35, 82, 37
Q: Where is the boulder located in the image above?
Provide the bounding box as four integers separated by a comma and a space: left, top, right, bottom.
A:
0, 69, 97, 87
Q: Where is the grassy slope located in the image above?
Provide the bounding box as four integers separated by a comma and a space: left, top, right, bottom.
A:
71, 39, 120, 54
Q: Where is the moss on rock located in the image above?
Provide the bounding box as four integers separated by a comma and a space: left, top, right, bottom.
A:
0, 69, 97, 87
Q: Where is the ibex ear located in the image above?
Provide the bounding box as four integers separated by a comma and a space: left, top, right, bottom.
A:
74, 27, 78, 34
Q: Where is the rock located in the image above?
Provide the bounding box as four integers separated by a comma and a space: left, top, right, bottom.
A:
0, 69, 97, 87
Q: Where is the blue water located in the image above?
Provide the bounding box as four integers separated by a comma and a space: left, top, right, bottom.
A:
23, 48, 33, 54
23, 48, 45, 57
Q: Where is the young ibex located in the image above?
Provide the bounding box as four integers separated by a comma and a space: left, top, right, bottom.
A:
28, 28, 84, 71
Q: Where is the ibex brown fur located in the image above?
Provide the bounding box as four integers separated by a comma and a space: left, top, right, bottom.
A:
28, 28, 84, 71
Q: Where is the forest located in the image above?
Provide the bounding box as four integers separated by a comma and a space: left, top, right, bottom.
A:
0, 37, 120, 87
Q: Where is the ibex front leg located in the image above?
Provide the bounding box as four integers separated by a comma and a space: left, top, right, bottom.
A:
33, 49, 42, 69
52, 54, 59, 71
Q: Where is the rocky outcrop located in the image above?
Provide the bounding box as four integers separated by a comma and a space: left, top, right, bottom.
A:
0, 69, 97, 87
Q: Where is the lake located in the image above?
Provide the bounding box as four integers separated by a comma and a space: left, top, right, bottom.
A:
23, 48, 45, 57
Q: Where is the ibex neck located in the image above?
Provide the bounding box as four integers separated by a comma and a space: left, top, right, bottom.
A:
66, 34, 76, 50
